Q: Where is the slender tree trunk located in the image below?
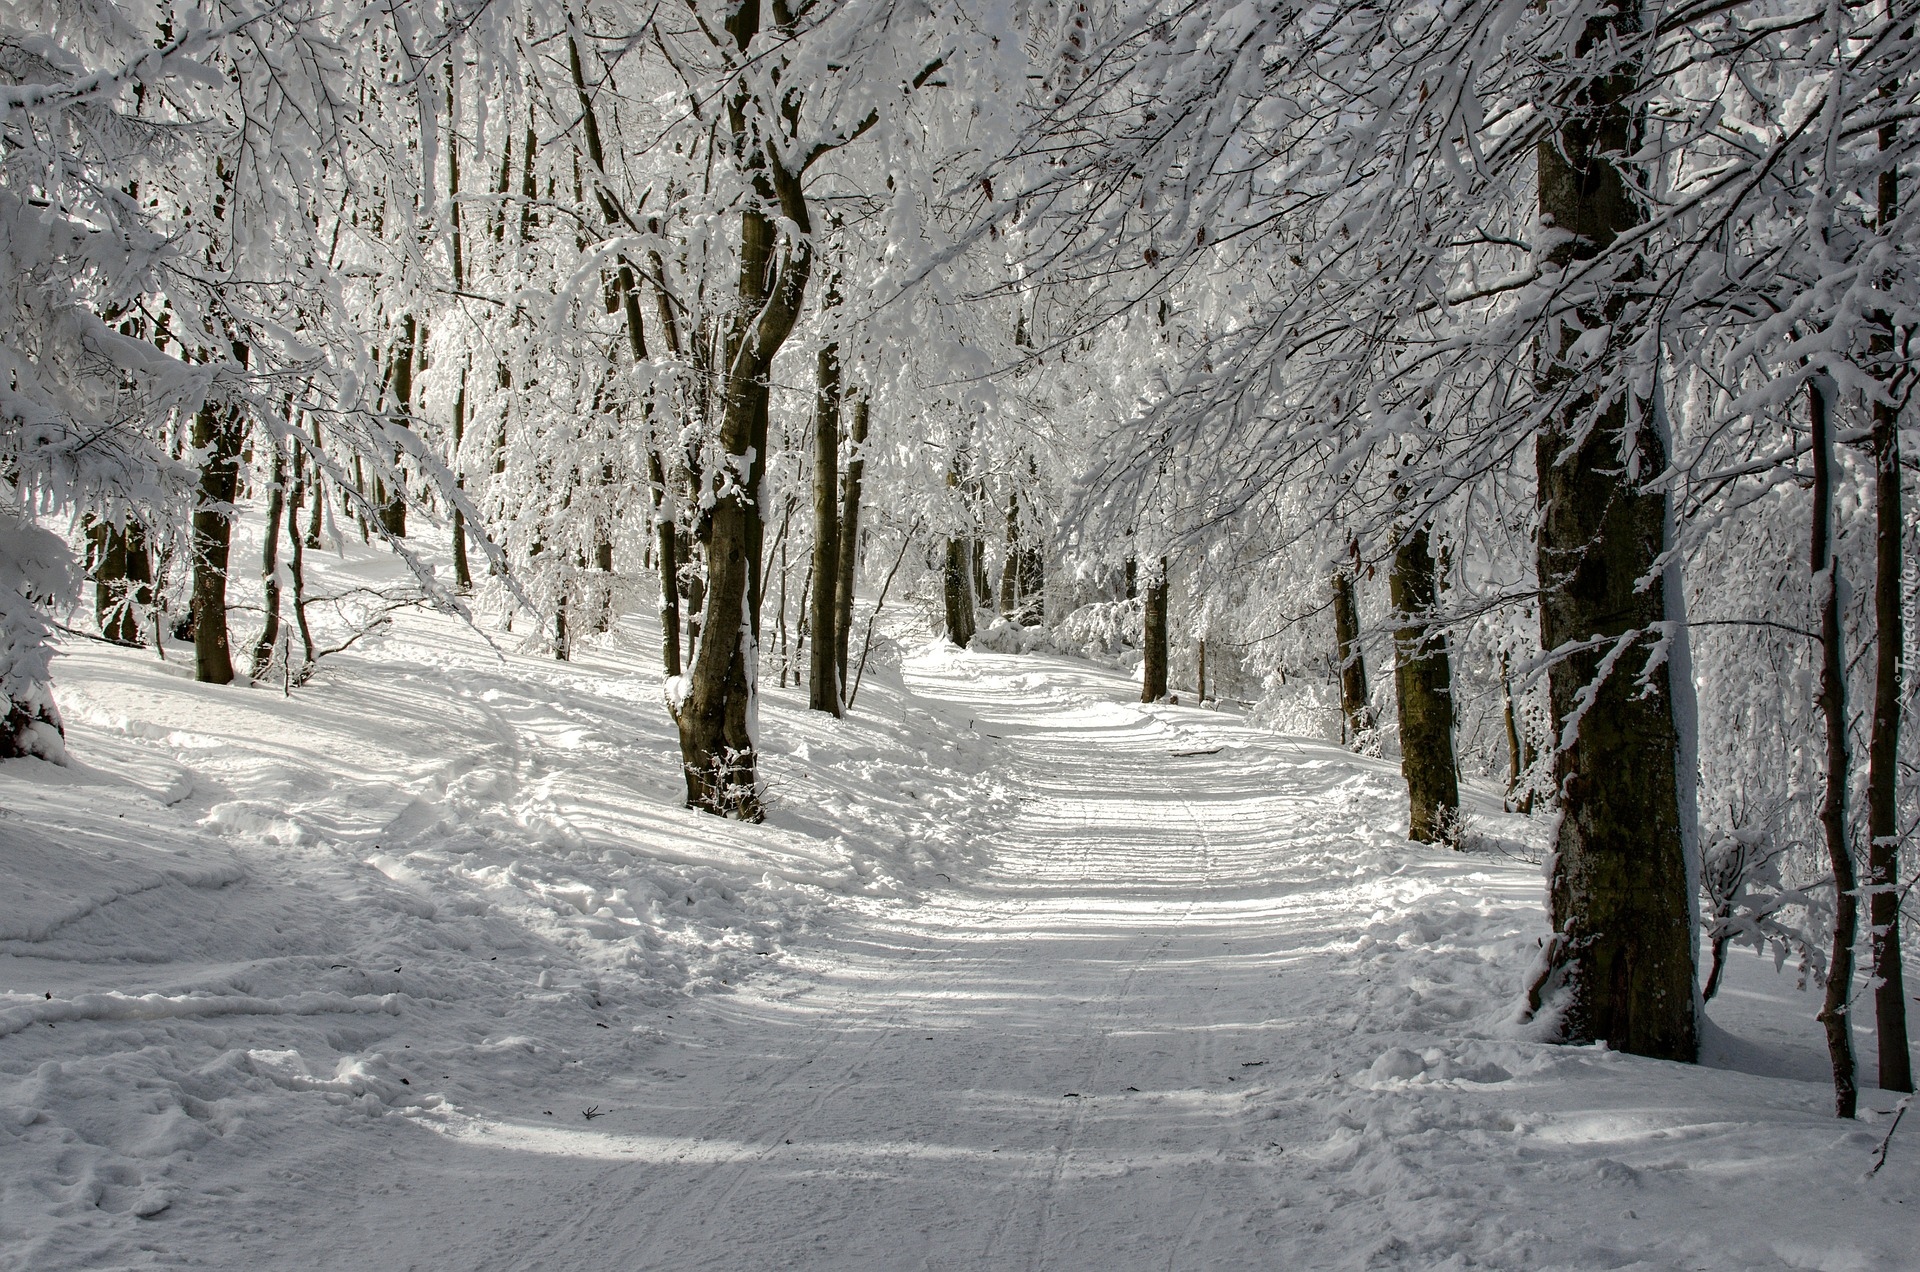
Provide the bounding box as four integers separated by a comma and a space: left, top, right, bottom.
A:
378, 317, 413, 538
650, 450, 682, 677
1142, 559, 1169, 703
833, 394, 869, 692
452, 370, 472, 590
999, 490, 1020, 617
447, 77, 472, 592
1331, 551, 1370, 741
287, 448, 316, 670
1527, 0, 1696, 1062
808, 342, 843, 714
1501, 652, 1532, 814
192, 396, 244, 686
1197, 638, 1207, 704
1868, 108, 1913, 1096
1810, 378, 1861, 1118
250, 434, 287, 679
305, 418, 326, 548
1390, 519, 1460, 844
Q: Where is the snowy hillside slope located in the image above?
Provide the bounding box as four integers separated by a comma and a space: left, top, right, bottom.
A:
2, 541, 1914, 1270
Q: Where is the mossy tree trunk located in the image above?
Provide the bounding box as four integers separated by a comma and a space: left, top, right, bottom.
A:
1529, 1, 1696, 1062
1390, 519, 1458, 844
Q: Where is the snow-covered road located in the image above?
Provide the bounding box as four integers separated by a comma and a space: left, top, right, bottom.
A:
5, 593, 1915, 1270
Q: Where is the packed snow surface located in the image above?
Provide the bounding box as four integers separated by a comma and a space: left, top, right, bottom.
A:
3, 572, 1914, 1269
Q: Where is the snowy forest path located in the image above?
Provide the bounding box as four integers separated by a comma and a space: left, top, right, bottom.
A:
441, 650, 1410, 1271
11, 631, 1897, 1272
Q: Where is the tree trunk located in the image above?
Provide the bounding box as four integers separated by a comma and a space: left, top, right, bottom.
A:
944, 537, 977, 648
999, 490, 1020, 617
447, 79, 472, 593
673, 161, 811, 817
833, 394, 869, 693
1868, 112, 1913, 1096
649, 450, 682, 677
192, 397, 244, 686
250, 433, 288, 679
87, 520, 151, 646
1526, 0, 1697, 1063
378, 317, 413, 538
1390, 519, 1459, 844
452, 371, 472, 590
808, 342, 843, 715
287, 447, 316, 669
1141, 559, 1169, 703
1331, 553, 1370, 741
1810, 379, 1860, 1118
1197, 638, 1207, 704
305, 418, 326, 549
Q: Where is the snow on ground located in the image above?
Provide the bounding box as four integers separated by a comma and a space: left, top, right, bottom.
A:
3, 542, 1915, 1271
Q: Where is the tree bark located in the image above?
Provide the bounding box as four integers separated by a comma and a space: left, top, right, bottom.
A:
87, 520, 151, 646
999, 490, 1020, 617
673, 10, 814, 816
378, 317, 413, 538
833, 394, 869, 692
1331, 551, 1370, 741
649, 449, 682, 678
1390, 519, 1459, 844
944, 537, 977, 648
1868, 110, 1913, 1096
1526, 0, 1697, 1063
191, 396, 244, 686
1810, 379, 1860, 1118
1141, 558, 1169, 703
808, 342, 843, 714
250, 432, 287, 679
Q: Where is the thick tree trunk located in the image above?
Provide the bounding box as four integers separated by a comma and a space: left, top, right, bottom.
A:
191, 398, 244, 686
250, 434, 288, 679
674, 191, 810, 816
833, 395, 869, 692
808, 343, 843, 715
944, 537, 977, 648
1390, 520, 1460, 844
1141, 559, 1169, 703
1868, 117, 1913, 1096
1331, 555, 1370, 741
1810, 379, 1860, 1118
1529, 4, 1697, 1062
